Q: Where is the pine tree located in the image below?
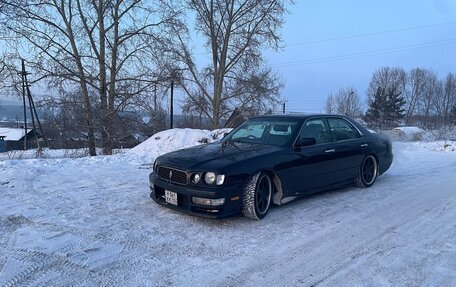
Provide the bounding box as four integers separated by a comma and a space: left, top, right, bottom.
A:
384, 90, 406, 128
365, 87, 386, 129
365, 87, 406, 130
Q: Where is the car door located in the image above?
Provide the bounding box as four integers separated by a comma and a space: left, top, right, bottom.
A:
327, 117, 365, 182
278, 118, 339, 196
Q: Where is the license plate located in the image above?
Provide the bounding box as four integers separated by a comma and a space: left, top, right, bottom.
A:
165, 190, 178, 206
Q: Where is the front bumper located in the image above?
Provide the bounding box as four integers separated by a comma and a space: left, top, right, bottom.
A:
149, 173, 243, 219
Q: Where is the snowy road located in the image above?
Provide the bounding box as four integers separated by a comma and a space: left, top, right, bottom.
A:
1, 142, 456, 286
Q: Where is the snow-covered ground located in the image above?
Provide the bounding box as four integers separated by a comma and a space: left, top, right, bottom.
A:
1, 129, 456, 286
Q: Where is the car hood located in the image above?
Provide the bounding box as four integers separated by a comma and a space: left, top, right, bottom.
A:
157, 141, 282, 171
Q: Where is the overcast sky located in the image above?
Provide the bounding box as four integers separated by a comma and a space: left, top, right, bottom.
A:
271, 0, 456, 113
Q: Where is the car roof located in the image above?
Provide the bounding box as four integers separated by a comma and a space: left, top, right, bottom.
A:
249, 113, 371, 136
250, 113, 346, 121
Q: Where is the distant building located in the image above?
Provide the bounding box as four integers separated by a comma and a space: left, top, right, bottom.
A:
0, 127, 42, 151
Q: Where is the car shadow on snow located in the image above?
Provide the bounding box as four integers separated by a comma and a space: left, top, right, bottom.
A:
268, 176, 395, 218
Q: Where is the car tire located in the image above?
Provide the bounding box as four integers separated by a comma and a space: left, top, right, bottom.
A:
242, 172, 273, 220
357, 155, 378, 188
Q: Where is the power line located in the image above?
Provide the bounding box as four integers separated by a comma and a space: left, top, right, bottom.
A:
194, 21, 456, 56
0, 36, 20, 40
272, 38, 456, 67
285, 21, 456, 46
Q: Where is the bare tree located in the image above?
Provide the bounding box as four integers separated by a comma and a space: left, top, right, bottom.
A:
367, 67, 407, 104
325, 87, 362, 117
403, 69, 455, 127
334, 87, 362, 117
2, 0, 181, 155
442, 73, 456, 126
175, 0, 291, 128
405, 68, 429, 125
325, 94, 335, 114
418, 71, 439, 128
0, 56, 6, 103
76, 0, 181, 154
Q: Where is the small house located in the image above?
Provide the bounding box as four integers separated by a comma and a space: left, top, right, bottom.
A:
0, 127, 42, 151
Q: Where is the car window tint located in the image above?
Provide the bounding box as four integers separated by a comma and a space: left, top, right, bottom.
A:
232, 123, 265, 139
327, 118, 361, 141
298, 118, 331, 144
230, 120, 300, 146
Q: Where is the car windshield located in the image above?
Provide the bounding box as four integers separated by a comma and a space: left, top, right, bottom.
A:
226, 118, 300, 146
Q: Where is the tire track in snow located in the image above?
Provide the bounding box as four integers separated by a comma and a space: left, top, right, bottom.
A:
215, 161, 456, 287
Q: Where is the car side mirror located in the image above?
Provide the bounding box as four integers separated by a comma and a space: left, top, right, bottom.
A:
295, 137, 316, 147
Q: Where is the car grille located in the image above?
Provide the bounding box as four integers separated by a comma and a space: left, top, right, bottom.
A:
157, 166, 188, 185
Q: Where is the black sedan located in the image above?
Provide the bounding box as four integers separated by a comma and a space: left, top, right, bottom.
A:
149, 114, 393, 220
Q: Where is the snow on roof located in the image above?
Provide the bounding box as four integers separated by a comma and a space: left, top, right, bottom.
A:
0, 127, 29, 141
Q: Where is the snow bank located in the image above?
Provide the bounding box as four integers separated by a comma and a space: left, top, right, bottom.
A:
393, 140, 456, 153
129, 128, 231, 163
392, 126, 423, 141
421, 126, 456, 142
0, 148, 127, 161
0, 128, 232, 164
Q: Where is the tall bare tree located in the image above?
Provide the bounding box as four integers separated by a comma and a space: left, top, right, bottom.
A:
367, 67, 407, 104
2, 0, 181, 154
418, 71, 439, 128
405, 68, 429, 125
174, 0, 291, 128
325, 87, 362, 117
334, 87, 362, 117
442, 73, 456, 126
325, 94, 335, 114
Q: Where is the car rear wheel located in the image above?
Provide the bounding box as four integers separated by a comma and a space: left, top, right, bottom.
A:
242, 172, 272, 220
357, 155, 378, 188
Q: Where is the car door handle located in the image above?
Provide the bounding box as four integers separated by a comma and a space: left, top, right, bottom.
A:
325, 149, 336, 153
361, 143, 368, 148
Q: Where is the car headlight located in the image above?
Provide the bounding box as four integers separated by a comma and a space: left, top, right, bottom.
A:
205, 172, 216, 184
191, 173, 201, 184
216, 175, 225, 185
204, 172, 225, 185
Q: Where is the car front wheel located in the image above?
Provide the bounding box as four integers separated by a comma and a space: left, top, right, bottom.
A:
242, 172, 272, 220
357, 155, 378, 188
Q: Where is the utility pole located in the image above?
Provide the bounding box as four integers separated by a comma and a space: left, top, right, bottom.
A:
20, 60, 28, 150
20, 59, 48, 150
282, 102, 286, 114
170, 79, 174, 129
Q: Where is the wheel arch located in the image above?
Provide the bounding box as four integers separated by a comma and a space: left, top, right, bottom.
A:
257, 168, 284, 205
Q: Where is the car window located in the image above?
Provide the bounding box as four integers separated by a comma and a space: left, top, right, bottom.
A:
327, 118, 361, 141
297, 118, 331, 145
229, 119, 300, 146
232, 123, 265, 139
